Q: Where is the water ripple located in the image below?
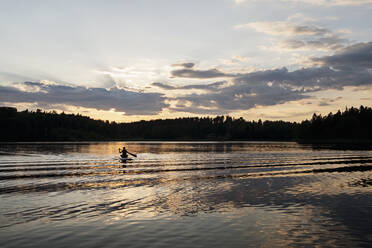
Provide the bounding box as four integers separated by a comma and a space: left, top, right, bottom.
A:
1, 142, 372, 247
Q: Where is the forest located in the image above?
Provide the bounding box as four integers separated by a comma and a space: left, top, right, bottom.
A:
0, 106, 371, 142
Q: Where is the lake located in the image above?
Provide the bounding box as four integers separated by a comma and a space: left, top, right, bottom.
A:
1, 141, 372, 247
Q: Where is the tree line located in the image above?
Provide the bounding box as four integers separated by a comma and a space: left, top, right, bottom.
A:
0, 106, 371, 142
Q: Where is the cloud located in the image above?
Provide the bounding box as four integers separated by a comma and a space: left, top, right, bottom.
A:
235, 22, 329, 36
238, 21, 349, 52
172, 83, 307, 114
152, 82, 177, 90
171, 62, 195, 68
152, 81, 226, 91
169, 42, 372, 114
306, 36, 347, 50
170, 67, 234, 79
278, 36, 347, 51
312, 42, 372, 69
169, 68, 308, 114
0, 81, 167, 115
2, 42, 371, 117
169, 67, 369, 114
257, 66, 371, 89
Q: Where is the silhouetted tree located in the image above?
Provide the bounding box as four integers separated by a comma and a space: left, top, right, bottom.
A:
1, 106, 371, 142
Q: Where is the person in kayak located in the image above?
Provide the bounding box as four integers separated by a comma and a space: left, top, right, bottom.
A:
119, 146, 128, 158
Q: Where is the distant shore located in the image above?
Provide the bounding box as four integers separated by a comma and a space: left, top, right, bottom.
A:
1, 106, 371, 143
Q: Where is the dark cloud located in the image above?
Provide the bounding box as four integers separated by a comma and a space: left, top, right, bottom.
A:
152, 81, 226, 90
170, 70, 309, 114
152, 82, 177, 90
312, 42, 372, 69
0, 81, 167, 115
181, 81, 226, 90
171, 62, 195, 68
170, 68, 234, 79
236, 65, 372, 91
1, 42, 371, 116
171, 86, 307, 115
170, 42, 372, 114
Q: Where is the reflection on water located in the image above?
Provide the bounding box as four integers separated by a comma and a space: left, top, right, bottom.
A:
1, 142, 372, 247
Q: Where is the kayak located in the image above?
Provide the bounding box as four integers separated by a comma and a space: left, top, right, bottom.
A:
120, 156, 132, 162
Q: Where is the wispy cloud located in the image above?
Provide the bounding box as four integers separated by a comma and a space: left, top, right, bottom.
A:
275, 36, 347, 51
235, 21, 329, 36
170, 65, 235, 79
236, 21, 349, 52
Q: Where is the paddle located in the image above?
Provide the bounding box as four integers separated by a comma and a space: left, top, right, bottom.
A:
127, 151, 137, 157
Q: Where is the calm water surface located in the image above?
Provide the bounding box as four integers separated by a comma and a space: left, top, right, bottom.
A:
1, 142, 372, 247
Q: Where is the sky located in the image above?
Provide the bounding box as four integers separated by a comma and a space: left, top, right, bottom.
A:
0, 0, 371, 122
